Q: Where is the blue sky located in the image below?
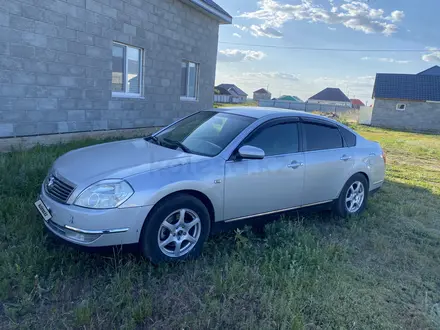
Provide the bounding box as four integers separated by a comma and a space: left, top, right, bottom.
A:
214, 0, 440, 103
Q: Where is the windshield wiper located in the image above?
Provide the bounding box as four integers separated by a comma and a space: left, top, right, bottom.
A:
145, 135, 161, 146
162, 138, 192, 154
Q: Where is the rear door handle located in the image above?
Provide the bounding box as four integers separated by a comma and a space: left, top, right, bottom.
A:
340, 155, 352, 161
287, 160, 304, 169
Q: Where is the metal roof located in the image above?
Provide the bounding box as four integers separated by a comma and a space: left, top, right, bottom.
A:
216, 84, 248, 97
186, 0, 232, 24
373, 73, 440, 101
350, 99, 365, 106
417, 65, 440, 76
200, 0, 231, 18
308, 88, 350, 103
278, 95, 303, 102
254, 88, 269, 94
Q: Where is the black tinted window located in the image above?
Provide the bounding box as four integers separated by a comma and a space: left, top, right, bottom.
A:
339, 126, 356, 147
245, 123, 299, 156
303, 123, 343, 151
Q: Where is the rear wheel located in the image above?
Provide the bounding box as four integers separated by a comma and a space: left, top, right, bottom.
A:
334, 174, 369, 217
140, 194, 211, 264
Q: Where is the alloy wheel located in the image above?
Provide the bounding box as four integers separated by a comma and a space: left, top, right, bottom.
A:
157, 208, 201, 258
345, 181, 365, 213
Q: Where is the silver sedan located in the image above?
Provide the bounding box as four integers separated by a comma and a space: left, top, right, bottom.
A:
35, 107, 386, 263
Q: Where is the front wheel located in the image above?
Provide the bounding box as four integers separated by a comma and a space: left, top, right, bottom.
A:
140, 194, 211, 264
334, 174, 369, 217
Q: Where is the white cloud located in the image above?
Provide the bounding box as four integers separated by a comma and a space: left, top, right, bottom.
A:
217, 49, 266, 62
328, 27, 336, 31
243, 72, 300, 82
250, 24, 283, 38
234, 24, 249, 32
232, 33, 242, 38
422, 47, 440, 63
389, 10, 405, 22
361, 56, 410, 64
239, 0, 404, 37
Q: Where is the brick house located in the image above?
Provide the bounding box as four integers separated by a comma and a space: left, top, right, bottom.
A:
371, 66, 440, 132
0, 0, 231, 138
253, 88, 271, 101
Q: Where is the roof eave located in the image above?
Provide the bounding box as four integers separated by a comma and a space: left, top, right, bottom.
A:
185, 0, 232, 24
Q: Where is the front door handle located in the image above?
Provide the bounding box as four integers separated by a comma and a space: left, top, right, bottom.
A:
287, 160, 304, 169
340, 155, 352, 161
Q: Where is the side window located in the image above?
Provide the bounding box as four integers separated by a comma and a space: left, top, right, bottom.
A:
339, 126, 356, 147
303, 123, 343, 151
244, 122, 299, 156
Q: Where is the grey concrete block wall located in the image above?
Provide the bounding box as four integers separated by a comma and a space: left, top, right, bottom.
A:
0, 0, 220, 137
371, 99, 440, 133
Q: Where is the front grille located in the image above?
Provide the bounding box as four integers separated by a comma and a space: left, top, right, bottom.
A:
45, 175, 75, 203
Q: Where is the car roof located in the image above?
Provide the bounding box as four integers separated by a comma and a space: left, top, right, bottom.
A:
213, 106, 328, 120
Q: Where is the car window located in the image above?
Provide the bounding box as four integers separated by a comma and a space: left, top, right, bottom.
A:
155, 111, 255, 157
244, 122, 299, 156
303, 122, 343, 151
339, 126, 357, 147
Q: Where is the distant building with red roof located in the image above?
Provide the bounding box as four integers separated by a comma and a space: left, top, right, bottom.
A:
350, 99, 365, 109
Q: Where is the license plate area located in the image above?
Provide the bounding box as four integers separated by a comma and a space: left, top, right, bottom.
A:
35, 199, 52, 221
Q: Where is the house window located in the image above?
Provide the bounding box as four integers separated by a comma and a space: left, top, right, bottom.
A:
396, 103, 406, 111
181, 61, 199, 100
112, 42, 143, 97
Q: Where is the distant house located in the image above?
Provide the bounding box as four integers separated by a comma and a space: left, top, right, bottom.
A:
214, 84, 248, 103
278, 95, 303, 102
253, 88, 272, 101
308, 88, 351, 107
371, 66, 440, 132
351, 99, 365, 109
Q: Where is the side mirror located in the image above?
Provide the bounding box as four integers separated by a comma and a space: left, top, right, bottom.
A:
238, 145, 265, 160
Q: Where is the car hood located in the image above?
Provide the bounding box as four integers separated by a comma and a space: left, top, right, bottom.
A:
53, 139, 207, 184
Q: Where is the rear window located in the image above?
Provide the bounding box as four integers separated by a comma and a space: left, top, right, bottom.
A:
339, 126, 357, 147
303, 123, 343, 151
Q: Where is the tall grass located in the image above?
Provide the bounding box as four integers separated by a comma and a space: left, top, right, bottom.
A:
0, 126, 439, 329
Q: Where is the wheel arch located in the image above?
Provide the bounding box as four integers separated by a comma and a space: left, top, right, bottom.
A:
145, 189, 216, 225
337, 171, 370, 198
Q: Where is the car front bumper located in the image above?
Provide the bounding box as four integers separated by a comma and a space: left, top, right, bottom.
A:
39, 187, 153, 247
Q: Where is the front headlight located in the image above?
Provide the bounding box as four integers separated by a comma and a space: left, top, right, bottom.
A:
74, 180, 134, 209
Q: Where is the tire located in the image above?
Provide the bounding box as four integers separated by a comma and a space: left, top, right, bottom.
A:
334, 173, 369, 218
140, 193, 211, 264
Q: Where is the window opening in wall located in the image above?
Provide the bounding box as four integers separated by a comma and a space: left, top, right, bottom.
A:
396, 103, 406, 111
112, 42, 143, 97
181, 60, 199, 101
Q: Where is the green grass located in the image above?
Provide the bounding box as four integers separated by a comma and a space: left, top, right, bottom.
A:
1, 126, 440, 329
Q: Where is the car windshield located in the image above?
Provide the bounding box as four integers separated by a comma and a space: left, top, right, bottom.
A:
151, 111, 255, 157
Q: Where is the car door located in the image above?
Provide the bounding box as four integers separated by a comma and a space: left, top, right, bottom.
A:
301, 119, 355, 205
223, 118, 305, 221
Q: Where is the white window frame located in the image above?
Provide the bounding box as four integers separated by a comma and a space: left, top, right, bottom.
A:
112, 42, 143, 98
396, 103, 406, 111
180, 60, 200, 102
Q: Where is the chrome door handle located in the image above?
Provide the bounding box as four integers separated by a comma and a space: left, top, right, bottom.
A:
340, 155, 352, 161
287, 161, 304, 169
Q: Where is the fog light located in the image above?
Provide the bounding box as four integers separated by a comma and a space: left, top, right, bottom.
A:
65, 230, 101, 243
